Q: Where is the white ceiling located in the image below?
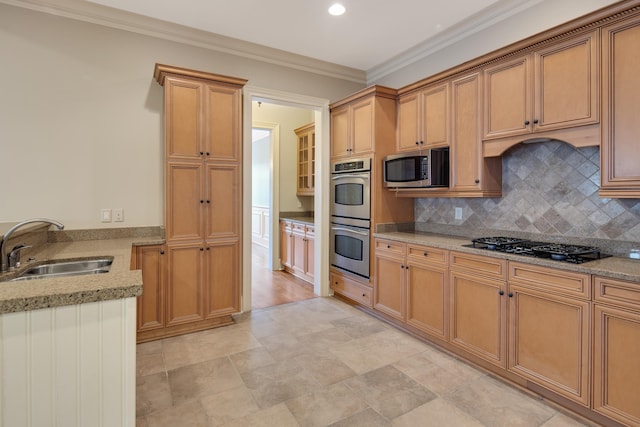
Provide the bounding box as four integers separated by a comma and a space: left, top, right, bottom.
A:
84, 0, 540, 72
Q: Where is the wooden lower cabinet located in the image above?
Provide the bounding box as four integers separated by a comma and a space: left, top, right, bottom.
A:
507, 262, 591, 406
373, 240, 407, 321
330, 271, 372, 307
134, 244, 166, 333
593, 276, 640, 426
280, 220, 314, 284
204, 240, 241, 318
167, 244, 204, 325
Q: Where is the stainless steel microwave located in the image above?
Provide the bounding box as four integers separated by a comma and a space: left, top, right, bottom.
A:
383, 148, 449, 188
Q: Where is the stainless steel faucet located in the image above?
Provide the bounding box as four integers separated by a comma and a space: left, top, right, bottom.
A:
0, 218, 64, 272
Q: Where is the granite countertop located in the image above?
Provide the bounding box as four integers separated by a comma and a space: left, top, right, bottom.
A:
0, 236, 163, 314
374, 231, 640, 284
281, 216, 315, 225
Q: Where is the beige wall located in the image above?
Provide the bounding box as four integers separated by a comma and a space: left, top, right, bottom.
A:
0, 4, 361, 229
251, 103, 315, 213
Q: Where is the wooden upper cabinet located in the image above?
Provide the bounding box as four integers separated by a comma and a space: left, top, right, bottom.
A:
600, 15, 640, 197
204, 84, 242, 162
450, 72, 502, 197
483, 31, 598, 141
165, 77, 202, 159
397, 82, 449, 152
294, 123, 315, 196
330, 97, 374, 159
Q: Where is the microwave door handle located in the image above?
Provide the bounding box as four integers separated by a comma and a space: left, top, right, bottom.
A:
331, 174, 370, 180
331, 227, 369, 236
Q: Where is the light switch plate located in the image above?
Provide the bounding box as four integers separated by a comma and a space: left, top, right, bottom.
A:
113, 208, 124, 222
101, 209, 112, 222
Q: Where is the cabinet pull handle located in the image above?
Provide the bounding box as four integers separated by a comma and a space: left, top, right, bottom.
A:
415, 141, 419, 145
206, 247, 210, 251
206, 152, 210, 156
206, 200, 211, 204
524, 120, 530, 126
200, 200, 204, 204
423, 251, 428, 256
419, 141, 424, 145
499, 290, 504, 296
362, 293, 366, 297
160, 250, 165, 255
200, 248, 204, 251
533, 119, 539, 124
199, 151, 204, 156
508, 292, 514, 298
475, 179, 480, 184
387, 245, 391, 249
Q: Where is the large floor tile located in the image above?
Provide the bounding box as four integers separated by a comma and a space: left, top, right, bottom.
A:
330, 315, 389, 339
292, 351, 357, 386
200, 385, 261, 426
392, 397, 485, 427
344, 365, 437, 419
142, 400, 207, 427
136, 372, 172, 417
446, 375, 557, 427
168, 356, 244, 405
229, 347, 276, 375
541, 413, 590, 427
223, 402, 300, 427
285, 382, 369, 426
328, 408, 391, 427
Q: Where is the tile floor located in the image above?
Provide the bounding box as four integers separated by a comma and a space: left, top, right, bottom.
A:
136, 297, 591, 427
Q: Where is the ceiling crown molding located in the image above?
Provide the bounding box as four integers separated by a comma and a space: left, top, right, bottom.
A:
366, 0, 545, 83
1, 0, 367, 84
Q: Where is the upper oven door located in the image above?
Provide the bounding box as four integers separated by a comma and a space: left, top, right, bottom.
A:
331, 172, 371, 220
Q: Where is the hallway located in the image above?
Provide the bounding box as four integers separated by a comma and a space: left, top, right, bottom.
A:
251, 243, 316, 309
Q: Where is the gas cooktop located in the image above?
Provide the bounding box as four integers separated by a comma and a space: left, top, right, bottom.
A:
465, 237, 611, 264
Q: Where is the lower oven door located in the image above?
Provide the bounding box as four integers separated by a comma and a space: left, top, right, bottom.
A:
330, 224, 370, 279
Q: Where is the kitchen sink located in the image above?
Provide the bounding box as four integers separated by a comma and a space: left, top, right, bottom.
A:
10, 257, 114, 281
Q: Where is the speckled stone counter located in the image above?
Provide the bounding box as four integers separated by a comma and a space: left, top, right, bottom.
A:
374, 231, 640, 284
280, 216, 315, 225
0, 236, 163, 314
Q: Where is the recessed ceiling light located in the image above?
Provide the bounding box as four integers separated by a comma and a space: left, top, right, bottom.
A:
328, 3, 345, 16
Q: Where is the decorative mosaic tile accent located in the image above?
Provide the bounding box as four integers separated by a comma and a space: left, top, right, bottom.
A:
415, 141, 640, 243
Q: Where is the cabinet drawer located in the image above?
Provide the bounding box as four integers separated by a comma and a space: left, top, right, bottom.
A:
331, 272, 372, 307
375, 239, 406, 257
594, 276, 640, 311
450, 251, 507, 280
508, 261, 590, 299
292, 222, 306, 234
407, 244, 448, 266
280, 220, 293, 232
305, 225, 315, 237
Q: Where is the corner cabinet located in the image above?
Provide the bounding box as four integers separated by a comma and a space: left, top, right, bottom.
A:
294, 123, 315, 196
600, 14, 640, 197
153, 63, 246, 341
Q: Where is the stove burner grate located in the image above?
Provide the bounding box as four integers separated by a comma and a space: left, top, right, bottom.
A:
467, 237, 608, 263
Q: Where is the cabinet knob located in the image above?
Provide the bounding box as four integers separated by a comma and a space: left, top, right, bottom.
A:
415, 141, 419, 145
200, 247, 204, 251
475, 179, 480, 184
508, 292, 514, 298
200, 151, 204, 156
524, 120, 530, 126
362, 293, 366, 297
423, 251, 428, 256
206, 152, 210, 156
419, 141, 424, 145
206, 247, 210, 251
499, 290, 504, 296
200, 200, 204, 204
533, 119, 539, 124
160, 250, 165, 255
387, 245, 391, 249
206, 200, 211, 204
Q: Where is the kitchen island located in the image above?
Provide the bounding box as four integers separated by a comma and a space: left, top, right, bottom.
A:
0, 230, 162, 427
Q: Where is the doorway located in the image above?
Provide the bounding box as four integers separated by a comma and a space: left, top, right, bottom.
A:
242, 87, 331, 312
249, 104, 317, 309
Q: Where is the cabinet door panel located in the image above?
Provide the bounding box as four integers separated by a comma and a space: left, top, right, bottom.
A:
450, 73, 482, 192
450, 270, 506, 368
305, 236, 314, 282
165, 78, 202, 159
330, 107, 349, 158
136, 245, 166, 333
204, 85, 241, 162
292, 232, 306, 277
407, 262, 448, 340
167, 245, 204, 325
351, 99, 374, 155
205, 164, 240, 239
483, 56, 530, 139
374, 254, 405, 321
167, 162, 203, 241
205, 241, 240, 318
601, 18, 640, 194
423, 82, 449, 147
535, 31, 598, 131
594, 304, 640, 426
397, 92, 420, 151
509, 285, 590, 406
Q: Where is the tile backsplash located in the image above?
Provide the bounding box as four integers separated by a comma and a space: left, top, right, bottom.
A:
415, 140, 640, 245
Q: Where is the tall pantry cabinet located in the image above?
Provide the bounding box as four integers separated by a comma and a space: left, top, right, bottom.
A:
152, 64, 247, 340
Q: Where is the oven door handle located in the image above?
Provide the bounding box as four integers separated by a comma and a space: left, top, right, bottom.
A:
331, 227, 370, 236
332, 174, 370, 180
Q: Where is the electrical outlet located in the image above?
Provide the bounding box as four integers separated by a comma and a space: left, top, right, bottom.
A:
113, 208, 124, 222
101, 209, 112, 223
454, 207, 462, 220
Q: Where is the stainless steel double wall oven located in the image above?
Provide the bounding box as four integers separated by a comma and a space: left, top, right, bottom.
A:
330, 158, 371, 278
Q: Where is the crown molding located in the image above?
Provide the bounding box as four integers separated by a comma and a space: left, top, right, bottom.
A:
1, 0, 367, 84
366, 0, 545, 83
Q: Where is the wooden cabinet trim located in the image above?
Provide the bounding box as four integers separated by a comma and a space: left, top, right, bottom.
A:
450, 251, 507, 279
508, 261, 591, 299
594, 275, 640, 311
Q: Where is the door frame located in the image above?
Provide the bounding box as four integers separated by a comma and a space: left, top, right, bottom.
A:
242, 86, 331, 312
